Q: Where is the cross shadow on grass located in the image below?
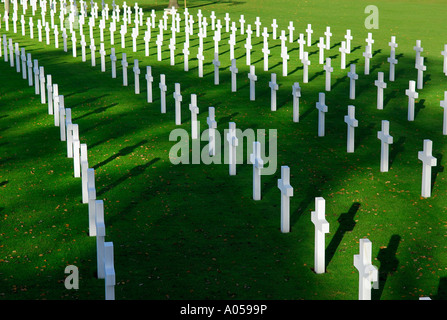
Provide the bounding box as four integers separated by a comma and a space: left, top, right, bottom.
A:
372, 234, 401, 300
97, 157, 160, 197
325, 202, 360, 270
389, 136, 406, 168
92, 139, 148, 170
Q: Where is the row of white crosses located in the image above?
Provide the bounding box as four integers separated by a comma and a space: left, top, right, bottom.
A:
0, 31, 117, 300
11, 1, 442, 197
0, 32, 394, 300
5, 2, 443, 299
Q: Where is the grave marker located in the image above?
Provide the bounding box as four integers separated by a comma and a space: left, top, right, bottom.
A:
347, 64, 358, 100
229, 58, 238, 92
324, 58, 333, 91
173, 83, 182, 125
189, 94, 199, 139
316, 92, 328, 137
145, 66, 153, 103
269, 73, 279, 111
248, 65, 257, 101
405, 80, 418, 121
374, 72, 387, 110
133, 59, 140, 94
344, 105, 358, 153
418, 139, 437, 198
377, 120, 393, 172
292, 82, 301, 122
159, 74, 167, 113
250, 141, 264, 200
207, 107, 217, 156
121, 52, 128, 86
226, 122, 238, 176
354, 238, 379, 300
278, 166, 293, 233
415, 55, 426, 90
311, 197, 329, 274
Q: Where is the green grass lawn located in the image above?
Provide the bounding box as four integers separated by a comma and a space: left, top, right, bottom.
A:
0, 0, 447, 300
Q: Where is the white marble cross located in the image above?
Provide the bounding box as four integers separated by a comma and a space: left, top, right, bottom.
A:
306, 24, 313, 46
344, 105, 358, 153
281, 45, 289, 77
324, 58, 333, 92
339, 41, 348, 70
269, 73, 279, 111
405, 80, 418, 121
255, 17, 261, 37
173, 83, 182, 125
278, 166, 293, 233
261, 30, 270, 71
189, 94, 199, 139
159, 74, 167, 113
80, 145, 89, 204
316, 92, 328, 137
228, 33, 235, 60
250, 141, 264, 201
207, 107, 217, 156
121, 52, 128, 86
90, 37, 96, 67
226, 122, 238, 176
347, 64, 358, 100
418, 139, 437, 198
71, 124, 80, 177
46, 74, 53, 115
245, 25, 253, 66
239, 14, 245, 35
182, 42, 190, 71
318, 37, 325, 65
33, 60, 40, 95
365, 32, 374, 52
271, 18, 278, 39
229, 58, 238, 92
440, 91, 447, 135
80, 34, 87, 61
20, 48, 26, 79
104, 242, 116, 300
377, 120, 393, 172
212, 52, 220, 85
324, 26, 332, 50
415, 55, 426, 90
145, 66, 153, 103
354, 238, 379, 300
133, 59, 140, 94
288, 21, 295, 43
387, 36, 398, 82
99, 43, 106, 72
441, 44, 447, 76
374, 72, 387, 110
197, 47, 205, 78
39, 66, 46, 104
110, 47, 117, 78
292, 82, 301, 122
414, 40, 423, 65
302, 51, 310, 83
311, 197, 329, 274
53, 84, 60, 126
71, 31, 77, 57
167, 37, 175, 66
95, 199, 106, 280
297, 33, 305, 60
248, 65, 257, 101
363, 44, 372, 75
345, 29, 353, 53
